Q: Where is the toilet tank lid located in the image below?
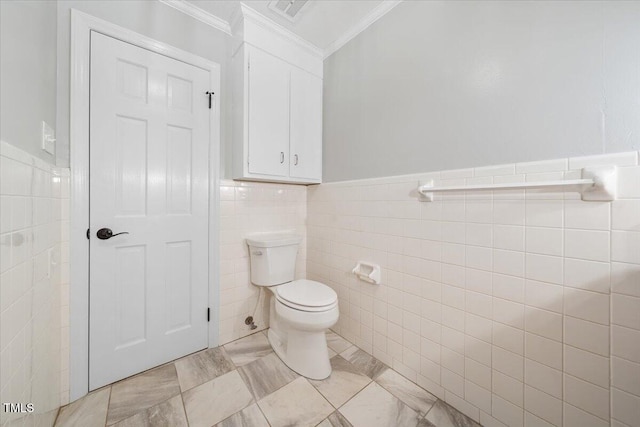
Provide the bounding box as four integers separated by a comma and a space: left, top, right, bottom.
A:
246, 233, 302, 248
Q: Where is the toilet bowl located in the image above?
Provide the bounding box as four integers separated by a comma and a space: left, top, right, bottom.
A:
247, 233, 339, 380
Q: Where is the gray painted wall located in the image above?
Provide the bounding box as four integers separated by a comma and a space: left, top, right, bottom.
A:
1, 0, 57, 164
323, 1, 640, 182
56, 0, 234, 176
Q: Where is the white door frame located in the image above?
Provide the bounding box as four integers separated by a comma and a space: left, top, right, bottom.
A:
69, 9, 221, 401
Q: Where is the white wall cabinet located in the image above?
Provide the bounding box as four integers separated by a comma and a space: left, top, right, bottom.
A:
232, 44, 323, 184
290, 67, 323, 181
246, 47, 291, 178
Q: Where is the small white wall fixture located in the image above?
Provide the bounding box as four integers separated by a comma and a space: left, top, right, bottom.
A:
69, 9, 221, 401
418, 166, 618, 202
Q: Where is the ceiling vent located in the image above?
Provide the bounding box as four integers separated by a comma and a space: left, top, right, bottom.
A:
268, 0, 309, 22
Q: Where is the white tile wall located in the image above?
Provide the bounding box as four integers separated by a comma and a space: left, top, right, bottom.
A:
218, 179, 307, 345
307, 151, 640, 427
8, 147, 637, 425
0, 142, 67, 426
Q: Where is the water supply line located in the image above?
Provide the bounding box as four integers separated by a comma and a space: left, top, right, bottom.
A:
245, 287, 262, 330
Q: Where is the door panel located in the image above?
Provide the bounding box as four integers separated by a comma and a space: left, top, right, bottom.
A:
114, 115, 148, 215
165, 240, 192, 333
114, 244, 146, 349
290, 67, 322, 181
247, 47, 290, 177
89, 31, 210, 390
166, 125, 193, 214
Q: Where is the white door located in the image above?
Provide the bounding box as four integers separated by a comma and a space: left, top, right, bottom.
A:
248, 47, 290, 177
89, 32, 211, 390
290, 67, 322, 181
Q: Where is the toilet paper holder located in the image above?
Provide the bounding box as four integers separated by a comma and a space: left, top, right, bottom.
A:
351, 261, 381, 285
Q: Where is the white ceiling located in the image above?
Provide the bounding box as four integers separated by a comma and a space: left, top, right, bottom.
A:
186, 0, 387, 50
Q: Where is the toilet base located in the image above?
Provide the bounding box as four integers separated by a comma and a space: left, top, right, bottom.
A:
268, 327, 332, 380
266, 293, 338, 380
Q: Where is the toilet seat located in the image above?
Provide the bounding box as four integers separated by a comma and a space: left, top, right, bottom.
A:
274, 280, 337, 312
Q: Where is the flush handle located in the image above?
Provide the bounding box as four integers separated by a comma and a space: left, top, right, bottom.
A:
252, 250, 263, 256
280, 152, 285, 164
294, 154, 299, 165
96, 228, 129, 240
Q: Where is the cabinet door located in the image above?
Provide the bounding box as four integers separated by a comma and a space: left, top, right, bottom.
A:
289, 67, 322, 181
248, 48, 290, 177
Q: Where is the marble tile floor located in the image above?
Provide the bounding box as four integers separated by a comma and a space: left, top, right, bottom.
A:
54, 330, 480, 427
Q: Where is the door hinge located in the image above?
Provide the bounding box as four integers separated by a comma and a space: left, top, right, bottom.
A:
207, 307, 210, 322
86, 228, 90, 240
205, 91, 214, 109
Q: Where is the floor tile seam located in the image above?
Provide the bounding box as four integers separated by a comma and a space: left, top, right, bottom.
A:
301, 376, 338, 420
342, 340, 444, 403
124, 362, 180, 390
371, 365, 389, 381
230, 367, 260, 405
327, 354, 371, 378
218, 346, 240, 371
107, 392, 179, 426
224, 350, 275, 369
102, 386, 113, 427
226, 347, 276, 371
177, 390, 190, 427
334, 334, 444, 423
236, 365, 261, 401
176, 352, 239, 394
417, 409, 431, 427
55, 386, 111, 427
374, 376, 437, 417
333, 381, 377, 421
421, 398, 440, 422
220, 330, 267, 359
215, 398, 257, 427
239, 362, 298, 401
51, 406, 61, 426
339, 381, 425, 427
254, 400, 274, 427
309, 372, 367, 412
337, 349, 378, 378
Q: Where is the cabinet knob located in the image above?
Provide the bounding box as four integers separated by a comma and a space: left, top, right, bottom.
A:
280, 152, 285, 163
294, 154, 299, 165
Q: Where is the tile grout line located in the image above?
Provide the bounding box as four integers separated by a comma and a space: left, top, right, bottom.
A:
177, 386, 190, 427
103, 387, 112, 427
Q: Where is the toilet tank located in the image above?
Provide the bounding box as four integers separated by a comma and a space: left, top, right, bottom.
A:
246, 233, 302, 286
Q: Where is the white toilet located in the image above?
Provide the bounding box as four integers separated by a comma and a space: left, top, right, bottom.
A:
247, 233, 339, 380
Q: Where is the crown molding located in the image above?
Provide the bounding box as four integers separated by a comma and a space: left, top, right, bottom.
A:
158, 0, 232, 35
158, 0, 403, 61
323, 0, 403, 59
239, 3, 323, 58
